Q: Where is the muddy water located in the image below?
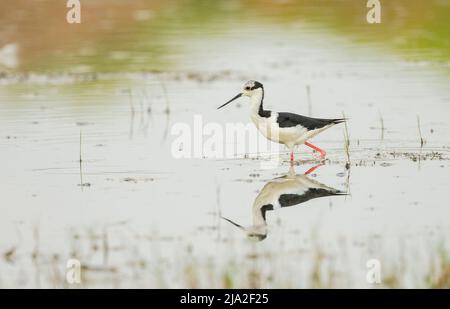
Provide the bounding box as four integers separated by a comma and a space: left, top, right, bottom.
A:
1, 1, 450, 288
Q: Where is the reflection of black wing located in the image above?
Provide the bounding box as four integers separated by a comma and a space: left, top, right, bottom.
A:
279, 188, 345, 207
260, 204, 274, 220
277, 112, 345, 129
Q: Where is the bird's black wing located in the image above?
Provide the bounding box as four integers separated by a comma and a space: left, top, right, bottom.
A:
260, 204, 274, 221
278, 188, 345, 207
277, 112, 345, 130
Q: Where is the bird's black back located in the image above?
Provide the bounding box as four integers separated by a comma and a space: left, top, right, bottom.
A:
278, 188, 345, 207
276, 112, 345, 130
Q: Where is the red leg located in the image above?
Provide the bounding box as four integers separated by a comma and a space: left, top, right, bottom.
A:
290, 151, 294, 162
304, 163, 324, 175
304, 141, 326, 158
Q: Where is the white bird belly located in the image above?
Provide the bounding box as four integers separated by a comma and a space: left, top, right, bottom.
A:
251, 115, 306, 145
252, 115, 333, 147
254, 178, 308, 210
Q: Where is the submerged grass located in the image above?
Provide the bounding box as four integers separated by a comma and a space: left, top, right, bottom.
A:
342, 112, 350, 170
379, 112, 385, 141
2, 225, 450, 289
77, 130, 90, 188
417, 115, 425, 148
426, 247, 450, 288
160, 78, 171, 143
79, 130, 83, 187
306, 85, 312, 117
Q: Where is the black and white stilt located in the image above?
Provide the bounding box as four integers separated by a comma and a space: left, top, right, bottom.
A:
222, 165, 346, 241
218, 80, 346, 162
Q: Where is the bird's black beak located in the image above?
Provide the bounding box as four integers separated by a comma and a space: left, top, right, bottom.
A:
217, 93, 242, 110
221, 216, 245, 231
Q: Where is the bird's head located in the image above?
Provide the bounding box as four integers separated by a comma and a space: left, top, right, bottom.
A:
247, 232, 267, 241
217, 80, 264, 110
241, 80, 263, 97
221, 216, 268, 242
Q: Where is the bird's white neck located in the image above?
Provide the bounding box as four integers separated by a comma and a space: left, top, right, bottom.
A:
252, 208, 267, 227
250, 88, 265, 116
252, 196, 272, 227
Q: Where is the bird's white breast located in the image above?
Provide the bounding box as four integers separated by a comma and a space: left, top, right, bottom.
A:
251, 112, 309, 147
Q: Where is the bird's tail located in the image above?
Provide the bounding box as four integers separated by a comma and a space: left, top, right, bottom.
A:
331, 118, 347, 124
333, 190, 349, 196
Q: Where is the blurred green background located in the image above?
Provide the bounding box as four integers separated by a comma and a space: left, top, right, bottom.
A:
0, 0, 448, 73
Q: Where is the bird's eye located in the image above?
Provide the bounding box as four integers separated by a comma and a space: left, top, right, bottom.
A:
245, 86, 251, 90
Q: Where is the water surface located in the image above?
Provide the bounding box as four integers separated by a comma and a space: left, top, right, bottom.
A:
0, 0, 449, 288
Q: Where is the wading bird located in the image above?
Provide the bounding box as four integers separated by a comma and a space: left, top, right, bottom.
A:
218, 80, 346, 162
222, 165, 346, 241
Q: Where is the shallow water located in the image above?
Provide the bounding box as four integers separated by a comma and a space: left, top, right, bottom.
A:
0, 1, 449, 288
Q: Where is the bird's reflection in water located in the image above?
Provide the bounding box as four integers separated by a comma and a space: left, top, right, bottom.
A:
222, 164, 346, 241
